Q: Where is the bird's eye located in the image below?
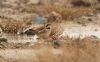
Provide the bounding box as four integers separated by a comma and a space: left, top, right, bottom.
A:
46, 27, 50, 29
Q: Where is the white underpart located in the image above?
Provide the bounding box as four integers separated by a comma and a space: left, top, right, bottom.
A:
24, 35, 39, 43
61, 24, 100, 39
7, 34, 39, 44
33, 35, 39, 42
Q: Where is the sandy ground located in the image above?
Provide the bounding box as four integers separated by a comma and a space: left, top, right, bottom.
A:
61, 22, 100, 39
0, 48, 64, 62
0, 49, 62, 60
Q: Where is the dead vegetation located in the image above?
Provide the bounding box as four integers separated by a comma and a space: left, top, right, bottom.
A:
0, 36, 100, 62
0, 0, 98, 21
0, 7, 96, 34
0, 20, 29, 33
0, 0, 100, 61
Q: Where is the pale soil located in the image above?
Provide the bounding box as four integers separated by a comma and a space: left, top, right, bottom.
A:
61, 21, 100, 39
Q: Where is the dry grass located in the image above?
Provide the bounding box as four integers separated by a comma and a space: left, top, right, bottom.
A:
0, 37, 100, 62
0, 6, 96, 34
34, 5, 96, 20
0, 0, 97, 34
0, 20, 27, 33
0, 0, 100, 62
